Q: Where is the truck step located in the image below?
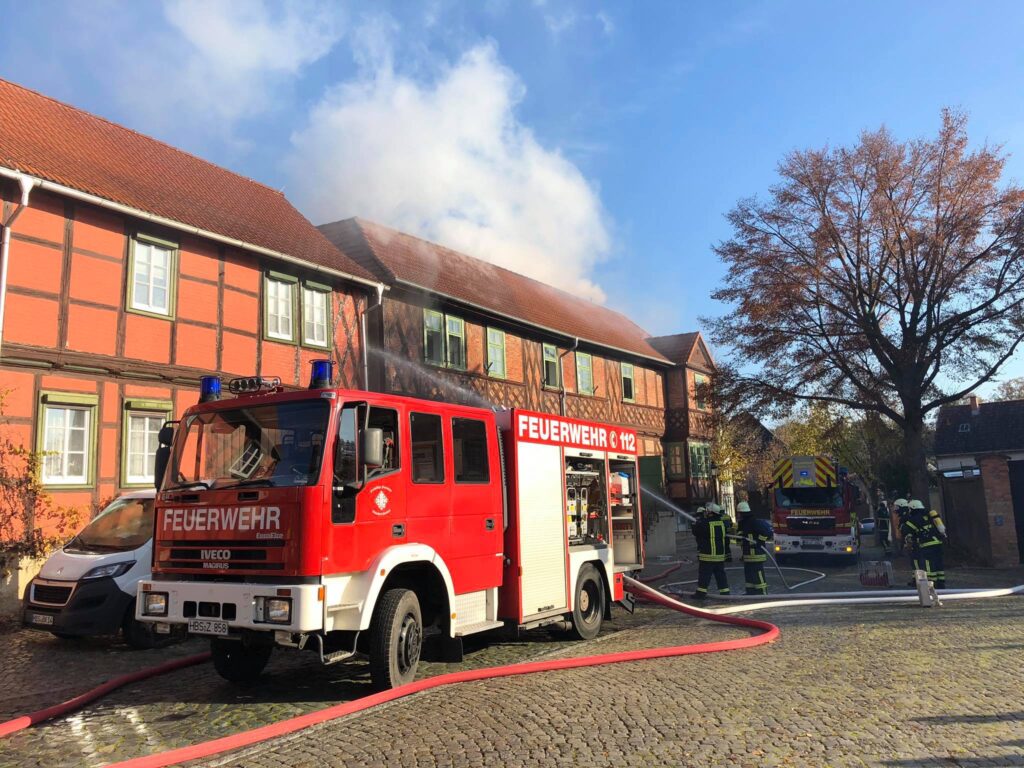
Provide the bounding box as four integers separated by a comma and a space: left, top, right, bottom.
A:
454, 619, 505, 637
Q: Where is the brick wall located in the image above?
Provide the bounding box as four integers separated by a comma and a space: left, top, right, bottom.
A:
979, 455, 1020, 567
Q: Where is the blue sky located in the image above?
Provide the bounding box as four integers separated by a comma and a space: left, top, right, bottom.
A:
2, 0, 1023, 391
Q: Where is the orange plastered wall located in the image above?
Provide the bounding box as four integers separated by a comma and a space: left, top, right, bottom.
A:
7, 239, 61, 293
73, 205, 124, 258
262, 340, 299, 384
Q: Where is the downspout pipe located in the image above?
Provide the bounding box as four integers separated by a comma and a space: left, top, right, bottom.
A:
361, 283, 385, 391
0, 174, 38, 359
558, 337, 579, 417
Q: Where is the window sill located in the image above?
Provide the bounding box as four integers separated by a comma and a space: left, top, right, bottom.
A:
41, 481, 94, 491
126, 305, 174, 322
264, 334, 298, 346
301, 340, 331, 351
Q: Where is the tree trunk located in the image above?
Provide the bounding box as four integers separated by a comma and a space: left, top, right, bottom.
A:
902, 414, 930, 503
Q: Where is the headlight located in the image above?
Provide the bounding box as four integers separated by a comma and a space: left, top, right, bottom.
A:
256, 596, 291, 624
143, 592, 168, 616
82, 561, 134, 580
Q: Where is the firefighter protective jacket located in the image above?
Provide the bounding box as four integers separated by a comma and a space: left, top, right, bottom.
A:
693, 513, 730, 563
900, 509, 944, 548
736, 515, 773, 563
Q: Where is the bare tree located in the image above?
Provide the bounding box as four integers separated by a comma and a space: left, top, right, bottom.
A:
991, 376, 1024, 401
706, 111, 1024, 500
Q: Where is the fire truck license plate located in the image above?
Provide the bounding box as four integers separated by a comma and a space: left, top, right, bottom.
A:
188, 619, 228, 636
30, 613, 54, 626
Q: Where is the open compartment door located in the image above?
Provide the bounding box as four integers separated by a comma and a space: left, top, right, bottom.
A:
609, 455, 643, 570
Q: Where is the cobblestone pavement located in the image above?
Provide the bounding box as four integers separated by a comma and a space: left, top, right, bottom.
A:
2, 543, 1023, 767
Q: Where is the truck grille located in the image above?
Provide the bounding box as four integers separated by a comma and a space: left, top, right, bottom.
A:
158, 540, 285, 571
789, 517, 835, 531
32, 583, 73, 606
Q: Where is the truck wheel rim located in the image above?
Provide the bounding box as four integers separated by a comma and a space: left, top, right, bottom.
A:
397, 614, 421, 673
580, 581, 599, 623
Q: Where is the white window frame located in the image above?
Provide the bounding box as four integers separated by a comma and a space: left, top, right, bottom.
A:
124, 412, 165, 485
265, 275, 296, 342
41, 403, 93, 486
302, 286, 330, 348
129, 237, 175, 317
622, 362, 635, 402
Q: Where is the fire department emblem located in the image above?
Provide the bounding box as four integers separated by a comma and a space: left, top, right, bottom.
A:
372, 487, 392, 516
610, 431, 618, 449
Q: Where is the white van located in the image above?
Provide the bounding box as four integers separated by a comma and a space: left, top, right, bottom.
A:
22, 490, 163, 648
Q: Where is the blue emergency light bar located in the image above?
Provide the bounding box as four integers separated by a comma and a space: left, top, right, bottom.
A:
309, 359, 333, 389
199, 375, 221, 403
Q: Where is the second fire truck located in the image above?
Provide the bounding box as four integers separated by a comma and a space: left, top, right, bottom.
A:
137, 362, 644, 689
769, 454, 859, 560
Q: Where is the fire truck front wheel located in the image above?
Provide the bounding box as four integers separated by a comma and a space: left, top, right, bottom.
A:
570, 564, 605, 641
369, 588, 423, 690
211, 638, 272, 685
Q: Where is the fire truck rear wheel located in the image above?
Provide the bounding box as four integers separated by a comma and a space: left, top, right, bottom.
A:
369, 588, 423, 690
211, 638, 272, 685
570, 564, 605, 641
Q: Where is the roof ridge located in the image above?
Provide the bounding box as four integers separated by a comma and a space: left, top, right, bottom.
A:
352, 216, 653, 336
0, 77, 285, 197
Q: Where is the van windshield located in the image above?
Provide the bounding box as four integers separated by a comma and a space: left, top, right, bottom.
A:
168, 400, 329, 490
775, 487, 843, 510
69, 496, 155, 552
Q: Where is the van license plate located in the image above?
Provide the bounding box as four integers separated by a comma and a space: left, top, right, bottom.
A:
31, 613, 54, 626
188, 619, 228, 636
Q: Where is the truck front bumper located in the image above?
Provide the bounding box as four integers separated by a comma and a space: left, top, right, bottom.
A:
773, 534, 857, 555
135, 580, 324, 633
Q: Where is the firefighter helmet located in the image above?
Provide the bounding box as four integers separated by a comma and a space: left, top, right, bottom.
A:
736, 501, 752, 514
909, 499, 925, 510
706, 502, 721, 514
894, 498, 909, 508
695, 506, 706, 516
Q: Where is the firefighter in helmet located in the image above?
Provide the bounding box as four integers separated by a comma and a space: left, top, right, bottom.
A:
691, 504, 730, 600
902, 499, 947, 588
891, 498, 910, 551
735, 501, 773, 595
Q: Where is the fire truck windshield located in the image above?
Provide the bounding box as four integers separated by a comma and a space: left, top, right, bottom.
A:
775, 487, 843, 509
170, 400, 329, 490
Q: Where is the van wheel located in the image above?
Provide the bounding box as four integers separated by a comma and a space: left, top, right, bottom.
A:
123, 601, 158, 649
369, 588, 422, 690
570, 564, 605, 641
211, 638, 272, 685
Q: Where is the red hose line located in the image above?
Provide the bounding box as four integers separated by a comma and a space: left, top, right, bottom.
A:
104, 579, 778, 768
0, 652, 212, 738
638, 563, 683, 583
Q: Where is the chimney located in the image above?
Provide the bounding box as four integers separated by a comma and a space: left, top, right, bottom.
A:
968, 394, 981, 415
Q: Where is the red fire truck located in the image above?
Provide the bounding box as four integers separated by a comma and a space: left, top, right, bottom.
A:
769, 455, 859, 560
137, 363, 644, 689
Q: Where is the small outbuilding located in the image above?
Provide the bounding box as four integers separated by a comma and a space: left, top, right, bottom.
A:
934, 395, 1024, 567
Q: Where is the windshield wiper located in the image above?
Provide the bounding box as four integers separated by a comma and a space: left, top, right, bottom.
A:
163, 480, 212, 491
216, 478, 276, 490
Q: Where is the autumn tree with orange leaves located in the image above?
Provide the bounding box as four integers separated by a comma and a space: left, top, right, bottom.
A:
706, 111, 1024, 501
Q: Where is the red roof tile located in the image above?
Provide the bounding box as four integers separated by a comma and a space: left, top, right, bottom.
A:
0, 78, 374, 283
320, 218, 672, 363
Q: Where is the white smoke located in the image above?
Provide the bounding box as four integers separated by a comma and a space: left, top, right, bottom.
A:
287, 36, 611, 302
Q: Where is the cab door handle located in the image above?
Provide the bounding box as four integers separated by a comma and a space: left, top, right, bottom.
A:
485, 518, 495, 531
392, 524, 405, 538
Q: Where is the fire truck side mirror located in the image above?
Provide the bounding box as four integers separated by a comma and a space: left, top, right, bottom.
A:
362, 428, 384, 470
153, 423, 176, 491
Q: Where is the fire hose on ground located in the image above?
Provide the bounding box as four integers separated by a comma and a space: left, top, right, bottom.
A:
2, 574, 1022, 767
0, 578, 778, 767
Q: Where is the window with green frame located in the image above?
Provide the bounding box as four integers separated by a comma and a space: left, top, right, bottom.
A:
422, 309, 467, 370
621, 362, 635, 402
542, 344, 561, 388
694, 372, 710, 410
264, 272, 297, 342
576, 352, 595, 395
689, 441, 711, 478
486, 328, 506, 378
127, 234, 177, 318
122, 400, 173, 486
37, 391, 99, 488
665, 442, 686, 479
